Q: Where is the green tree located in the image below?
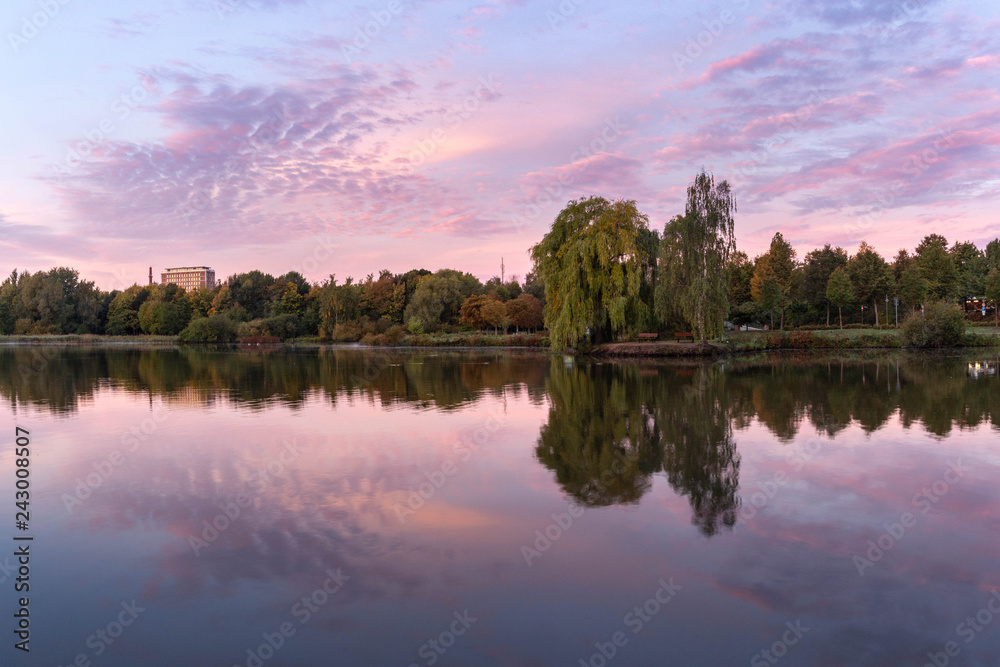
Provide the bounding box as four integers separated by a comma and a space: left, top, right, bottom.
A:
530, 196, 655, 349
726, 250, 753, 307
138, 284, 193, 335
847, 242, 893, 325
898, 264, 929, 315
915, 234, 958, 301
825, 266, 853, 330
654, 170, 737, 343
801, 244, 848, 325
950, 240, 986, 303
892, 248, 913, 284
227, 270, 276, 319
986, 239, 1000, 274
751, 233, 796, 329
106, 285, 150, 335
277, 282, 306, 316
402, 269, 483, 328
985, 268, 1000, 326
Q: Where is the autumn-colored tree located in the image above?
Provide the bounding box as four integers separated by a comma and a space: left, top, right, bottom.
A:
459, 294, 497, 330
505, 293, 544, 332
482, 299, 506, 335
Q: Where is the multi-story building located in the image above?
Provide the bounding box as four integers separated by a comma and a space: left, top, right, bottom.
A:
161, 267, 216, 291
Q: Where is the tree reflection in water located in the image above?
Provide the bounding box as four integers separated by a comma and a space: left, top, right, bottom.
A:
535, 359, 740, 535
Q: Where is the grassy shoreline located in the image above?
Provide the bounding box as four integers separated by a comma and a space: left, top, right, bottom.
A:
2, 327, 997, 355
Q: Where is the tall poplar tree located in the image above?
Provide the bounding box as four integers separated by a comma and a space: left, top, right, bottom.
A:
655, 170, 737, 343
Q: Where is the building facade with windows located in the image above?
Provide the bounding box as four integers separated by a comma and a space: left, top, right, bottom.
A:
161, 267, 216, 290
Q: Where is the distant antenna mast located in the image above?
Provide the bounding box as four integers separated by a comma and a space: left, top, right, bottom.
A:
501, 257, 505, 283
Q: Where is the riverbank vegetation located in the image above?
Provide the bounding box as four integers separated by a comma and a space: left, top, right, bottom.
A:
2, 170, 998, 349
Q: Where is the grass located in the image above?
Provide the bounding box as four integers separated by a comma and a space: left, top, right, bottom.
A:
0, 333, 178, 345
360, 331, 548, 347
722, 327, 999, 351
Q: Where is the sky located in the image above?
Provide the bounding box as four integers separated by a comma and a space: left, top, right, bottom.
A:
1, 0, 998, 290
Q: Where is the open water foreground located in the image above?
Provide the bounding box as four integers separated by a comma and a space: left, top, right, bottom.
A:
1, 346, 998, 666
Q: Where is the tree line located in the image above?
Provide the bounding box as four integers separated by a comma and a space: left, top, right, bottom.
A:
2, 168, 997, 345
0, 265, 544, 342
530, 170, 1000, 348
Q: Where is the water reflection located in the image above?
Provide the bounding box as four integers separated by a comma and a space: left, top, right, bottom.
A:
2, 346, 999, 665
535, 360, 740, 535
0, 346, 549, 414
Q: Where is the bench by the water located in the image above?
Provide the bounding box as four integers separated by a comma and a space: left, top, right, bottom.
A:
674, 332, 694, 342
638, 333, 658, 340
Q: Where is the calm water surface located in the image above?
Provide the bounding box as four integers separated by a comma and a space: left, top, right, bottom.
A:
1, 346, 999, 666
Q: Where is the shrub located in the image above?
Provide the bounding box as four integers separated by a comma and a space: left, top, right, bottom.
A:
178, 315, 238, 343
900, 301, 966, 347
406, 317, 424, 335
262, 314, 299, 340
237, 319, 266, 339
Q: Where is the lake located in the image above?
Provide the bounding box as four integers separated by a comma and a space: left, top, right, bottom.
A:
1, 346, 998, 666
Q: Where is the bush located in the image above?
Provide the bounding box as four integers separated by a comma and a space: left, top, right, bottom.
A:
406, 317, 424, 335
237, 319, 266, 339
262, 314, 299, 340
178, 315, 238, 343
900, 301, 966, 347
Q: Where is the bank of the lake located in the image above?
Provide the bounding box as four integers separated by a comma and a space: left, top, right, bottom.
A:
3, 326, 997, 355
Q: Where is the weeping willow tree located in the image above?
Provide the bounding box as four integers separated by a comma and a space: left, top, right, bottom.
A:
655, 170, 737, 343
530, 197, 656, 350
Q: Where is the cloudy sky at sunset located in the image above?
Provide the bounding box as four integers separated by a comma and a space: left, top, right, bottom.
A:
2, 0, 998, 289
